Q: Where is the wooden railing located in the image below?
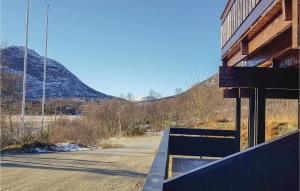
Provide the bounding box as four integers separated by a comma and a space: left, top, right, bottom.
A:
221, 0, 261, 48
142, 128, 170, 191
169, 128, 239, 157
163, 130, 299, 191
142, 128, 240, 191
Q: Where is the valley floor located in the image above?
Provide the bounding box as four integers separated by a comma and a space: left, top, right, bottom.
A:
0, 136, 161, 191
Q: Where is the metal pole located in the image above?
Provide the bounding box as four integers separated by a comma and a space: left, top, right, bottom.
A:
41, 4, 49, 132
235, 97, 241, 151
21, 0, 30, 125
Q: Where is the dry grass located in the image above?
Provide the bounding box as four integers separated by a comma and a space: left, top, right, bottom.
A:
0, 115, 40, 150
265, 115, 297, 140
1, 93, 297, 152
99, 140, 124, 149
1, 136, 161, 191
190, 114, 298, 150
48, 117, 100, 146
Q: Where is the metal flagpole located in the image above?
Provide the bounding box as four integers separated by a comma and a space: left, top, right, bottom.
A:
41, 4, 49, 132
21, 0, 30, 125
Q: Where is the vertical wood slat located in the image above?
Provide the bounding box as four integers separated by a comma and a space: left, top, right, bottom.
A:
221, 0, 263, 48
221, 0, 274, 56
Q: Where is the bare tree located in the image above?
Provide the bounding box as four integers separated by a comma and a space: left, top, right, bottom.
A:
175, 88, 182, 95
1, 40, 8, 50
119, 93, 126, 99
0, 71, 22, 128
148, 89, 161, 99
126, 92, 135, 101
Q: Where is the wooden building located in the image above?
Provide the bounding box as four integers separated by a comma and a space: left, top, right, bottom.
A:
143, 0, 299, 190
220, 0, 299, 147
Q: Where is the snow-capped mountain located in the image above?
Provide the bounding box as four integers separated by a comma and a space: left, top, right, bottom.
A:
0, 46, 112, 100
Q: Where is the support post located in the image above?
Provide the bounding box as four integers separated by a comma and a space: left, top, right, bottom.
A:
255, 88, 266, 144
235, 97, 241, 151
248, 95, 255, 147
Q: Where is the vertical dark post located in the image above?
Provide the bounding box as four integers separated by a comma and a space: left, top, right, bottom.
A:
236, 97, 241, 151
248, 94, 255, 147
298, 93, 300, 129
256, 88, 266, 144
222, 59, 228, 66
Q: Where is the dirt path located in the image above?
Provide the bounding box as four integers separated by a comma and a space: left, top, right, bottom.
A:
1, 136, 161, 191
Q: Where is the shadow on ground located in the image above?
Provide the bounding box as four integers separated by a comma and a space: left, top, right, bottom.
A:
1, 159, 147, 178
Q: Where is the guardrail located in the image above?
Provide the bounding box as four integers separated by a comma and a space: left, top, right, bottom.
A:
142, 128, 170, 191
169, 128, 239, 157
163, 130, 299, 191
142, 127, 240, 191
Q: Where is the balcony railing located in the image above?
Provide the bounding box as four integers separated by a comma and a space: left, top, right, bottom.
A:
221, 0, 276, 57
142, 127, 240, 191
143, 127, 299, 191
221, 0, 261, 48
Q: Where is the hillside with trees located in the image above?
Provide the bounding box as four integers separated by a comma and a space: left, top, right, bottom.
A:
1, 72, 297, 150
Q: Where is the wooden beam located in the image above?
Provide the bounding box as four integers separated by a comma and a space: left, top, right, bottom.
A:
248, 13, 292, 54
224, 88, 251, 98
246, 27, 292, 66
223, 88, 299, 99
283, 0, 293, 21
219, 66, 299, 89
227, 48, 247, 66
273, 49, 300, 68
292, 0, 299, 48
241, 40, 248, 55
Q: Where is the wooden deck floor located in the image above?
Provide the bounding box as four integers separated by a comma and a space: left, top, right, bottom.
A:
171, 157, 217, 177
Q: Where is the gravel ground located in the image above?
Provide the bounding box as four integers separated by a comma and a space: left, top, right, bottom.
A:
0, 136, 161, 191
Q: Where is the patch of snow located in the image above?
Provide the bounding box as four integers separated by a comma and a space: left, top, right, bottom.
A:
33, 143, 89, 153
145, 129, 164, 136
133, 96, 157, 102
35, 148, 47, 153
51, 143, 89, 152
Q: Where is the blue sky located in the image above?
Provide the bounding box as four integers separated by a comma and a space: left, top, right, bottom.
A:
2, 0, 227, 97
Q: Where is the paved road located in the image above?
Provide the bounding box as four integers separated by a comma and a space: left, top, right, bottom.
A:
1, 136, 161, 191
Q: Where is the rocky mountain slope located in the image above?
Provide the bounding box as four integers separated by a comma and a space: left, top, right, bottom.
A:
0, 46, 112, 100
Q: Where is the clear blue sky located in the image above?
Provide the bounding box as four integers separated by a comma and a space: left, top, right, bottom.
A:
2, 0, 227, 97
